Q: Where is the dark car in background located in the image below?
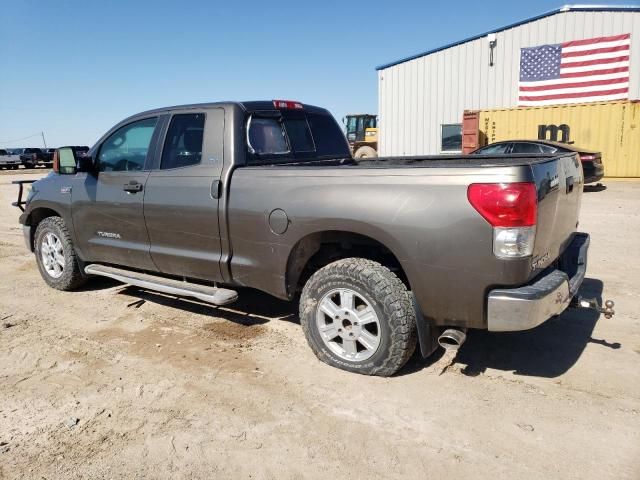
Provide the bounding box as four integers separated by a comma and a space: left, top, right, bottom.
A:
70, 146, 90, 158
471, 140, 604, 184
16, 147, 46, 169
43, 148, 58, 166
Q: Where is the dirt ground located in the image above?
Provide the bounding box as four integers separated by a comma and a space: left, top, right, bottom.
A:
0, 170, 638, 479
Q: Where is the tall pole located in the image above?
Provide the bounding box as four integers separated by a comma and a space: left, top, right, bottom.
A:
41, 131, 47, 148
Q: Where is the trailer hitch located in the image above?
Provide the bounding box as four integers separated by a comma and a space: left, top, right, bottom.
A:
571, 297, 615, 319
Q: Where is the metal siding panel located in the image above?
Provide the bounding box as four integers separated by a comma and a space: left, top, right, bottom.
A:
470, 39, 481, 109
436, 51, 445, 153
378, 70, 387, 156
508, 23, 520, 106
391, 66, 398, 155
404, 62, 413, 154
630, 13, 640, 99
478, 101, 640, 177
377, 10, 640, 155
431, 54, 441, 153
411, 60, 420, 155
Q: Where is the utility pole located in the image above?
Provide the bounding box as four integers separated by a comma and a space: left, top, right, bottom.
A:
41, 131, 47, 148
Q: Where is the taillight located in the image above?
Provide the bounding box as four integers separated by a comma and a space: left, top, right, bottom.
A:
579, 154, 596, 162
468, 183, 537, 258
272, 100, 304, 110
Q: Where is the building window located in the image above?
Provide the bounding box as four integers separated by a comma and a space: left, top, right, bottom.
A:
441, 124, 462, 153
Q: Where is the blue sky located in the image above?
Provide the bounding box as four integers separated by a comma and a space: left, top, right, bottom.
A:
0, 0, 609, 147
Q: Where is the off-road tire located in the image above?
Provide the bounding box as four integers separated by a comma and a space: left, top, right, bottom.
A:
300, 258, 417, 376
34, 216, 87, 291
354, 146, 377, 159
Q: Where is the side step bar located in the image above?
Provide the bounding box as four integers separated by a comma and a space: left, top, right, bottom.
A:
84, 264, 238, 306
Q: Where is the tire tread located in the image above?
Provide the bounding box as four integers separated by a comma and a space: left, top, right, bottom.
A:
299, 258, 417, 376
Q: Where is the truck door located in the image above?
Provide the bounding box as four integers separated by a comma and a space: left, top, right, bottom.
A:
143, 108, 225, 282
71, 116, 160, 271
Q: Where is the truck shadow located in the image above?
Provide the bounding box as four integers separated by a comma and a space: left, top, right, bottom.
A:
115, 286, 298, 327
450, 278, 620, 378
85, 276, 618, 379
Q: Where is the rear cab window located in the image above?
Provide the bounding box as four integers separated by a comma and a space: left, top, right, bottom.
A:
246, 104, 350, 164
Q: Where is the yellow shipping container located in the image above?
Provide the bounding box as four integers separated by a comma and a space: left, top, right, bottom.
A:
479, 101, 640, 178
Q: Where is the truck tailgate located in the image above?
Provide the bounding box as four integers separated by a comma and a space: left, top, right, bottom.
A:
531, 153, 583, 272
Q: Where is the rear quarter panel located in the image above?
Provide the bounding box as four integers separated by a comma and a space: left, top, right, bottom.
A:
227, 165, 535, 328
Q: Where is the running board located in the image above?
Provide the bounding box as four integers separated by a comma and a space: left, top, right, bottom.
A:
84, 264, 238, 306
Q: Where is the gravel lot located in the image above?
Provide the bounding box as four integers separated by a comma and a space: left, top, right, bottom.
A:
0, 172, 638, 479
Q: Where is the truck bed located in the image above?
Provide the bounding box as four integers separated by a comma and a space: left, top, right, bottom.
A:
358, 153, 568, 168
268, 153, 571, 169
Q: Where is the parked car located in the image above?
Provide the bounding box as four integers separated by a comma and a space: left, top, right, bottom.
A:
0, 149, 22, 169
471, 140, 604, 184
16, 147, 46, 169
70, 145, 90, 158
43, 148, 58, 166
14, 100, 611, 377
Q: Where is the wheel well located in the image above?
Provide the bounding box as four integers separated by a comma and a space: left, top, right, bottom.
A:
26, 208, 60, 249
286, 231, 408, 297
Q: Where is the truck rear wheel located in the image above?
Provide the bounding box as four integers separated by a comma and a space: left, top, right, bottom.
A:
299, 258, 417, 376
354, 146, 377, 159
34, 217, 87, 291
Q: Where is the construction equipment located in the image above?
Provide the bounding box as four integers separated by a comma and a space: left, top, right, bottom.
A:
344, 114, 378, 158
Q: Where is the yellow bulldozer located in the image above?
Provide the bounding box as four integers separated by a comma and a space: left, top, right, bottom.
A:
344, 114, 378, 158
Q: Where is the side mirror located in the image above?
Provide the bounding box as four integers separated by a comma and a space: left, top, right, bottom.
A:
53, 147, 94, 175
54, 147, 77, 175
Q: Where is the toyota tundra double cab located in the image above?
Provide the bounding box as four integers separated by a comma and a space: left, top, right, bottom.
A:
14, 100, 612, 376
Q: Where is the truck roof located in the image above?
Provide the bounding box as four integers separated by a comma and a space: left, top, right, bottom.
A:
128, 101, 331, 120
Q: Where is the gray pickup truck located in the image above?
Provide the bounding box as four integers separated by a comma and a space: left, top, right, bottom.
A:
0, 149, 22, 169
14, 100, 613, 376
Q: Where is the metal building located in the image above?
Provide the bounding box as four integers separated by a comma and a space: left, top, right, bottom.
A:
376, 5, 640, 157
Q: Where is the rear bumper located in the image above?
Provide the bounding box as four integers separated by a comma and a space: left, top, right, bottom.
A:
584, 163, 604, 184
487, 233, 589, 332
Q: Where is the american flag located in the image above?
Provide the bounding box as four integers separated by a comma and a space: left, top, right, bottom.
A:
518, 33, 631, 106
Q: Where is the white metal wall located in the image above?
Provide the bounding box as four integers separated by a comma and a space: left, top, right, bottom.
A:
378, 10, 640, 156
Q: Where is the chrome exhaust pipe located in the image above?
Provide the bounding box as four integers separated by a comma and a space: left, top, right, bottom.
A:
438, 328, 467, 351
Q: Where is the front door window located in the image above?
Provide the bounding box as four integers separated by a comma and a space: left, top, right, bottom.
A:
97, 117, 157, 172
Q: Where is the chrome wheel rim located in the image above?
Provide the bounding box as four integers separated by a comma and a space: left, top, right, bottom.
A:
316, 288, 381, 362
40, 232, 65, 279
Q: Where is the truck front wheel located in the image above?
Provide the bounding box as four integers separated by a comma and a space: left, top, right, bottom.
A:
34, 217, 87, 291
299, 258, 417, 376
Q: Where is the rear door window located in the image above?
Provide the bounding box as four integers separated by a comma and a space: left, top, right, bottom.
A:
161, 113, 205, 169
512, 143, 544, 154
476, 143, 510, 154
538, 144, 558, 154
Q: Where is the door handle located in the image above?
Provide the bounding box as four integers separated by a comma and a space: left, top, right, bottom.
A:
566, 176, 574, 194
123, 181, 143, 193
211, 180, 222, 199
